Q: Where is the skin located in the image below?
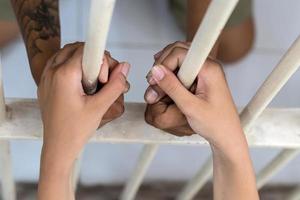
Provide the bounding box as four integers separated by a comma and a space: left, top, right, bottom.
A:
187, 0, 255, 62
38, 42, 258, 199
0, 21, 19, 47
37, 43, 130, 200
145, 42, 259, 200
10, 0, 126, 126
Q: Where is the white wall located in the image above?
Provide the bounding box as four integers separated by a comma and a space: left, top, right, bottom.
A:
1, 0, 300, 185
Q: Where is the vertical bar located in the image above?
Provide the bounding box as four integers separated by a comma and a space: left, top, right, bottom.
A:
177, 158, 213, 200
287, 185, 300, 200
256, 149, 300, 189
82, 0, 116, 94
120, 144, 159, 200
0, 55, 16, 200
178, 35, 300, 200
121, 1, 239, 199
178, 0, 239, 88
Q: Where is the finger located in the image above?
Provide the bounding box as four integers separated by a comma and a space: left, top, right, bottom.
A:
98, 54, 109, 83
52, 42, 83, 68
105, 51, 119, 67
145, 47, 188, 104
147, 46, 188, 85
154, 41, 189, 65
89, 62, 130, 114
150, 65, 206, 115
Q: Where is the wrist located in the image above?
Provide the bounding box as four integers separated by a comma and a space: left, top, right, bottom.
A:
208, 129, 250, 164
40, 144, 76, 173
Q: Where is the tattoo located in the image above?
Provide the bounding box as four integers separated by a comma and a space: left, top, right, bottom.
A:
11, 0, 60, 84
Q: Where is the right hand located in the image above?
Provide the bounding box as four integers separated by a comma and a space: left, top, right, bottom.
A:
145, 43, 244, 147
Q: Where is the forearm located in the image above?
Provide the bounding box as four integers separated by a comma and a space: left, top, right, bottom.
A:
38, 144, 75, 200
210, 133, 259, 200
10, 0, 60, 85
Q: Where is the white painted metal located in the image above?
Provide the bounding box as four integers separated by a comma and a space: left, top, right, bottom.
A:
287, 185, 300, 200
82, 0, 116, 94
177, 158, 213, 200
0, 141, 16, 200
249, 35, 300, 190
0, 100, 300, 147
177, 0, 239, 88
120, 144, 159, 200
256, 149, 300, 189
0, 56, 16, 200
178, 35, 300, 200
121, 1, 239, 198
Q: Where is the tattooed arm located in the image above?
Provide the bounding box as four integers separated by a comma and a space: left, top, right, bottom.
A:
11, 0, 60, 85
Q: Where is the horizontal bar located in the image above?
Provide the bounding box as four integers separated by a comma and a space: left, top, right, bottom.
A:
0, 99, 300, 147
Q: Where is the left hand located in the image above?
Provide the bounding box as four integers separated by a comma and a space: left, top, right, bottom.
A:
38, 42, 130, 163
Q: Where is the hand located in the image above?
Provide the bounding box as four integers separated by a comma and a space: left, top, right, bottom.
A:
144, 42, 243, 148
38, 42, 130, 164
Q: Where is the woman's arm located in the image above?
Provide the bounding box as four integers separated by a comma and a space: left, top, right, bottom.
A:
145, 42, 259, 199
37, 43, 130, 200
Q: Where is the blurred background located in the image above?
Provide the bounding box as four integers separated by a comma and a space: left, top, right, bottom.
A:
1, 0, 300, 199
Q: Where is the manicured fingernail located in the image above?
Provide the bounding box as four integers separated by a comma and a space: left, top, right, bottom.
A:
151, 65, 165, 81
146, 71, 156, 85
121, 62, 130, 77
145, 87, 158, 103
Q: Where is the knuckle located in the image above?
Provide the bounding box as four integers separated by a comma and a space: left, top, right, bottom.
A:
174, 41, 183, 46
166, 82, 180, 94
152, 114, 170, 129
172, 47, 187, 56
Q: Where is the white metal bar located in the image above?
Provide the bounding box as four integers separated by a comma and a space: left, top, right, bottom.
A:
0, 141, 16, 200
120, 144, 159, 200
287, 185, 300, 200
120, 1, 239, 199
178, 35, 300, 200
0, 55, 16, 200
240, 36, 300, 132
248, 34, 300, 190
178, 0, 239, 88
82, 0, 115, 94
1, 100, 300, 147
256, 149, 300, 189
177, 158, 213, 200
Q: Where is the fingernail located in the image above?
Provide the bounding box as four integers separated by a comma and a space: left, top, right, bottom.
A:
145, 87, 158, 103
151, 65, 165, 81
146, 71, 156, 85
121, 62, 130, 77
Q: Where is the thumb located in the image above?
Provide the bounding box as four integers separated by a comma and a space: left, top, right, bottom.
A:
150, 65, 201, 114
88, 62, 130, 114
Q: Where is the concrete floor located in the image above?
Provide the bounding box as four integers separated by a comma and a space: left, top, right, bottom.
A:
14, 182, 296, 200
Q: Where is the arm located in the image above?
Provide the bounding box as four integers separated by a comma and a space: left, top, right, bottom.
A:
145, 43, 258, 199
37, 43, 130, 200
10, 0, 60, 85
